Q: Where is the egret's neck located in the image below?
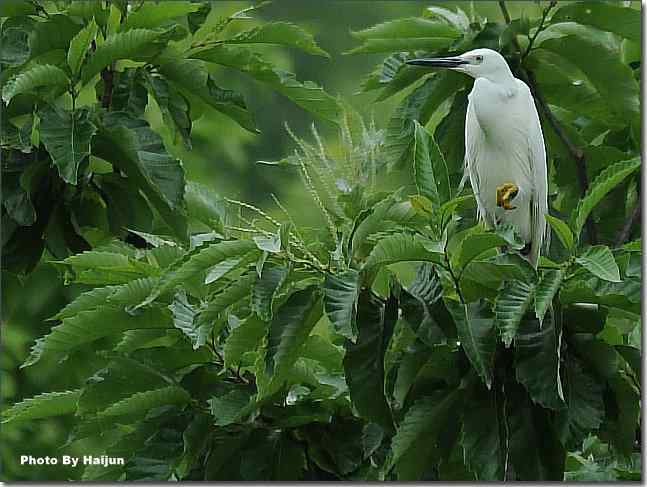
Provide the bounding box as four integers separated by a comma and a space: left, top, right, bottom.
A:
478, 67, 517, 87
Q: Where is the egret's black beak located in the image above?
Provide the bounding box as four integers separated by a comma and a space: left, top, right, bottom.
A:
406, 57, 467, 68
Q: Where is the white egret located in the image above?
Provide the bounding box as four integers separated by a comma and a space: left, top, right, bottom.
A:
407, 48, 548, 267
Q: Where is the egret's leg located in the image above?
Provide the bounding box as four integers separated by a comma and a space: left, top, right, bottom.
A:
496, 183, 519, 210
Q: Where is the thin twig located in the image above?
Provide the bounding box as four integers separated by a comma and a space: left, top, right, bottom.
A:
522, 0, 558, 60
615, 204, 640, 247
498, 1, 598, 243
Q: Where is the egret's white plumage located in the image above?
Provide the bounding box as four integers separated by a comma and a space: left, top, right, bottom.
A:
408, 48, 549, 267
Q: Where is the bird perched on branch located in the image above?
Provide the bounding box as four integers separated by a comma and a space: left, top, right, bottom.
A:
407, 48, 548, 267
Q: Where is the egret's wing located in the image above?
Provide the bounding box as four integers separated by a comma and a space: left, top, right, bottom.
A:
521, 81, 549, 266
464, 94, 490, 225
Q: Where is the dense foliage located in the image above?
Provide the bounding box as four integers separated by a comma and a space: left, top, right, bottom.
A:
2, 0, 641, 481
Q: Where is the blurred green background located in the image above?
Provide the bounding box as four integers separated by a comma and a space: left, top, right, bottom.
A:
2, 1, 575, 480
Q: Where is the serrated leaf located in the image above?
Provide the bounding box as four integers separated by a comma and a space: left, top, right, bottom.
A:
191, 46, 342, 123
142, 72, 192, 148
556, 356, 605, 446
534, 269, 563, 323
252, 264, 288, 321
208, 388, 254, 426
92, 111, 187, 239
82, 27, 179, 83
506, 381, 565, 480
551, 2, 640, 42
495, 279, 535, 347
453, 232, 510, 271
138, 240, 257, 307
98, 386, 189, 419
323, 269, 360, 341
384, 71, 466, 167
348, 17, 460, 54
446, 300, 496, 389
391, 390, 462, 479
344, 291, 395, 431
169, 290, 210, 349
571, 158, 640, 238
198, 272, 256, 335
224, 21, 329, 57
2, 64, 69, 103
159, 59, 256, 133
67, 19, 98, 76
2, 390, 81, 423
515, 314, 565, 410
205, 257, 243, 284
122, 2, 200, 31
364, 233, 441, 269
263, 287, 320, 395
224, 314, 267, 369
545, 214, 574, 252
412, 120, 450, 212
38, 106, 96, 185
23, 306, 173, 367
576, 245, 621, 282
461, 383, 504, 480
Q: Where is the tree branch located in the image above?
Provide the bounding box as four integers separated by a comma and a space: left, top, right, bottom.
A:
498, 0, 598, 244
614, 204, 640, 248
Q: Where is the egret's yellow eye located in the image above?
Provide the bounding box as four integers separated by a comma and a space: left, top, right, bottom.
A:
475, 55, 483, 62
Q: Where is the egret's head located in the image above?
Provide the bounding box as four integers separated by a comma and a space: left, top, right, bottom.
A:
406, 48, 512, 81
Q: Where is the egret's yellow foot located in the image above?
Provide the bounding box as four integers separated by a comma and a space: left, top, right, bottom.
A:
496, 183, 519, 210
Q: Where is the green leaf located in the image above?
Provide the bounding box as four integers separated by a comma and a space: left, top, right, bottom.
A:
159, 59, 256, 133
191, 46, 342, 123
536, 28, 639, 132
143, 72, 192, 148
140, 240, 257, 308
263, 287, 321, 394
545, 214, 574, 252
98, 386, 190, 419
252, 264, 288, 321
343, 291, 395, 431
253, 233, 281, 253
323, 269, 360, 341
169, 290, 210, 349
67, 19, 98, 76
92, 111, 187, 239
384, 72, 466, 167
534, 269, 563, 324
2, 64, 69, 103
198, 272, 256, 335
506, 382, 565, 480
364, 233, 441, 269
446, 300, 496, 389
495, 279, 535, 347
608, 373, 640, 456
23, 305, 172, 367
391, 390, 462, 479
224, 314, 267, 369
82, 27, 179, 84
576, 246, 621, 283
38, 106, 96, 185
224, 21, 329, 57
551, 2, 640, 42
556, 357, 605, 446
452, 231, 510, 271
571, 158, 640, 238
515, 315, 565, 410
412, 120, 450, 211
2, 390, 81, 423
208, 388, 254, 426
122, 2, 200, 31
348, 17, 460, 53
461, 383, 504, 480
